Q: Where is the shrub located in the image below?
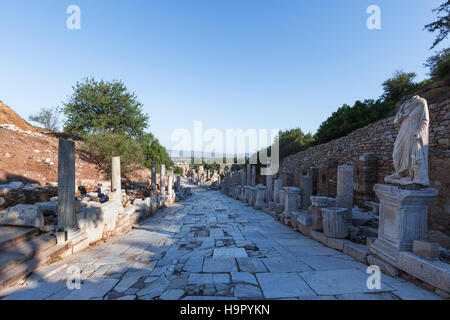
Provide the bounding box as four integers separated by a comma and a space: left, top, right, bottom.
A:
425, 48, 450, 79
81, 132, 145, 174
314, 99, 396, 145
381, 71, 418, 103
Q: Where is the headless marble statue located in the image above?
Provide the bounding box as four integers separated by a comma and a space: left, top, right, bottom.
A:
385, 95, 430, 186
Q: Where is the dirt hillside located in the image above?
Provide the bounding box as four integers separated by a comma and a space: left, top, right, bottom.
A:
0, 102, 150, 186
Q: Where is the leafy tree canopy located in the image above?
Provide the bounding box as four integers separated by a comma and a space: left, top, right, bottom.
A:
314, 99, 395, 145
424, 1, 449, 49
381, 71, 418, 103
62, 78, 149, 138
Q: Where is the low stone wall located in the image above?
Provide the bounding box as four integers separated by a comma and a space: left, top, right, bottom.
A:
278, 98, 450, 236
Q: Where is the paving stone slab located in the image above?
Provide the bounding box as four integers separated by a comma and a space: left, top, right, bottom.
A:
231, 272, 258, 285
299, 256, 367, 271
262, 258, 312, 273
256, 273, 316, 299
203, 257, 238, 273
234, 284, 263, 298
188, 273, 214, 285
213, 248, 248, 258
236, 258, 268, 273
299, 269, 394, 296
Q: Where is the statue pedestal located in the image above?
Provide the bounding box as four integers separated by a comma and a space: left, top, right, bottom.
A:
370, 184, 438, 265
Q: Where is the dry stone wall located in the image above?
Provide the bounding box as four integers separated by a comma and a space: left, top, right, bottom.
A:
278, 98, 450, 235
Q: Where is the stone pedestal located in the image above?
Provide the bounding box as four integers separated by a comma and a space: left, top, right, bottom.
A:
246, 164, 251, 186
300, 176, 313, 210
111, 157, 121, 201
57, 139, 77, 230
370, 184, 438, 265
273, 180, 283, 203
311, 196, 336, 231
322, 207, 348, 239
282, 187, 300, 225
337, 165, 354, 226
254, 185, 267, 209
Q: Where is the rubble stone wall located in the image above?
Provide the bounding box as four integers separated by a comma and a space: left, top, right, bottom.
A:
278, 98, 450, 235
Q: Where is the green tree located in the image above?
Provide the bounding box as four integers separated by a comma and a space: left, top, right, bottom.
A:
425, 48, 450, 79
62, 78, 149, 138
424, 1, 449, 49
314, 99, 395, 145
173, 166, 184, 175
381, 71, 418, 103
140, 133, 173, 171
28, 107, 60, 131
81, 132, 145, 174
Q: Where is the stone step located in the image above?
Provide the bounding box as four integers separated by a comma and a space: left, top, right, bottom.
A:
0, 239, 69, 291
0, 226, 39, 251
0, 234, 56, 275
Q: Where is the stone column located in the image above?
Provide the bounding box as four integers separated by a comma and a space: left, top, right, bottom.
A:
266, 169, 273, 202
246, 164, 251, 186
370, 184, 438, 265
168, 174, 174, 201
311, 196, 336, 231
111, 156, 121, 201
160, 164, 166, 193
151, 162, 157, 193
273, 179, 283, 203
251, 166, 256, 186
336, 165, 354, 226
254, 185, 267, 209
300, 176, 313, 211
240, 171, 246, 186
176, 175, 181, 192
322, 207, 348, 239
57, 139, 77, 230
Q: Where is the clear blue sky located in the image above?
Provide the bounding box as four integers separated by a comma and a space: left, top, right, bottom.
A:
0, 0, 447, 152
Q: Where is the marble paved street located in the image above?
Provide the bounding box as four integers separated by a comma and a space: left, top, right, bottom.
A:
0, 189, 442, 300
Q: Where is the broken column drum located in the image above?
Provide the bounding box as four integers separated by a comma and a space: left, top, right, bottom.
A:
321, 207, 348, 239
311, 196, 336, 231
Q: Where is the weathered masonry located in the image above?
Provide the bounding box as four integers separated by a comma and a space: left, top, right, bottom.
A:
278, 97, 450, 239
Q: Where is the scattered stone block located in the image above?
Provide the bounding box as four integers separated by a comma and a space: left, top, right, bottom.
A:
322, 207, 348, 239
413, 240, 440, 260
367, 254, 399, 277
327, 237, 345, 251
0, 204, 45, 230
310, 230, 328, 245
296, 212, 312, 227
397, 251, 450, 294
343, 241, 369, 264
